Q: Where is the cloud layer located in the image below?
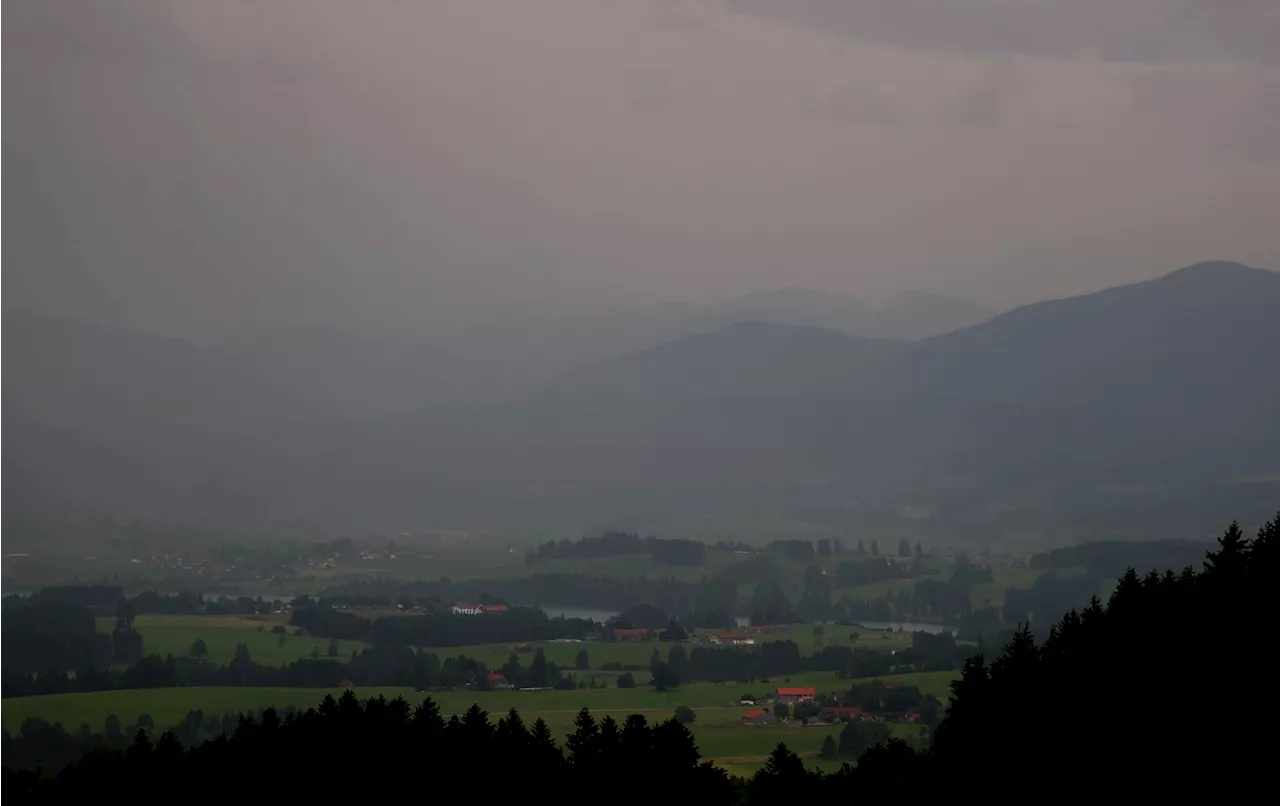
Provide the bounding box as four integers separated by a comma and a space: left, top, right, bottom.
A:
5, 0, 1278, 338
730, 0, 1280, 64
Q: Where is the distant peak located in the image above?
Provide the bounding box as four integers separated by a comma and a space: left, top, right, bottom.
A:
1165, 260, 1261, 277
701, 320, 830, 338
729, 287, 844, 303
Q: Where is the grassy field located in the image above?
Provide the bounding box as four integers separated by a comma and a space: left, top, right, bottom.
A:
431, 639, 684, 672
87, 610, 961, 699
753, 624, 916, 653
1, 670, 959, 733
96, 614, 369, 666
2, 676, 944, 772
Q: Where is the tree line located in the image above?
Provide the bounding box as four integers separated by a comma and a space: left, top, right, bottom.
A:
2, 641, 583, 699
2, 599, 144, 675
287, 602, 596, 645
7, 697, 740, 805
3, 631, 944, 699
526, 531, 706, 566
6, 706, 298, 773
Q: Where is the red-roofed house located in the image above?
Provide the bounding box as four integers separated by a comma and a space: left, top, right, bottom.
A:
884, 681, 903, 688
821, 706, 863, 721
488, 672, 513, 689
905, 710, 922, 723
742, 709, 777, 725
713, 632, 756, 645
775, 687, 816, 704
454, 603, 509, 615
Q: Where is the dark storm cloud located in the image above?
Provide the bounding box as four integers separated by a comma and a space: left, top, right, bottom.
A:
728, 0, 1280, 64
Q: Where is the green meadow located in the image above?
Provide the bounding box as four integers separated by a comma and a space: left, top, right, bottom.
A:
1, 669, 959, 735
85, 610, 964, 702
1, 674, 945, 772
97, 613, 923, 676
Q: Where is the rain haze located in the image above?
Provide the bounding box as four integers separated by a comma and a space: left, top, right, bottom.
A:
7, 0, 1279, 338
3, 1, 1280, 539
5, 4, 1280, 795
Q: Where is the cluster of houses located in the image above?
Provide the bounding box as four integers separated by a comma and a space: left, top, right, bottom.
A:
607, 628, 763, 643
487, 672, 514, 689
705, 631, 757, 646
450, 603, 510, 616
740, 685, 923, 725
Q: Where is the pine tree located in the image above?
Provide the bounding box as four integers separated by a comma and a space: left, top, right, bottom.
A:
529, 647, 549, 687
820, 734, 838, 760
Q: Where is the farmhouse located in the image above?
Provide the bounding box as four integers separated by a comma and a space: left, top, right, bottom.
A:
743, 711, 773, 725
613, 628, 650, 642
775, 687, 816, 704
821, 706, 863, 720
487, 672, 513, 689
451, 603, 509, 615
713, 632, 756, 646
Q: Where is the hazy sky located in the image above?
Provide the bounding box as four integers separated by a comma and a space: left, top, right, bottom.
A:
6, 0, 1279, 338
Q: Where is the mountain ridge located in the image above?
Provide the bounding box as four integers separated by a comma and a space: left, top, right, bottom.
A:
5, 261, 1276, 536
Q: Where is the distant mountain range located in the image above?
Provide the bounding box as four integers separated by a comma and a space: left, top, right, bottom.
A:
438, 287, 994, 377
5, 263, 1278, 539
219, 287, 990, 418
695, 288, 993, 341
528, 321, 903, 412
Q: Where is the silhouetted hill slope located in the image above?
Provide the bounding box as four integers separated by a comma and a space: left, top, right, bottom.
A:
439, 288, 991, 376
878, 261, 1279, 419
395, 261, 1278, 532
513, 261, 1277, 483
4, 264, 1276, 535
691, 288, 877, 333
673, 287, 993, 340
528, 321, 903, 411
